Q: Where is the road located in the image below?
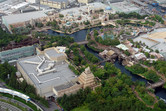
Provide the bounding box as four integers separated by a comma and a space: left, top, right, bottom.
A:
0, 96, 33, 111
0, 100, 22, 111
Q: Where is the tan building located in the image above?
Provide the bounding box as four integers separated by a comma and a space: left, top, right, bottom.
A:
40, 0, 68, 9
78, 0, 93, 4
2, 10, 56, 33
17, 47, 100, 99
53, 67, 101, 97
37, 47, 67, 62
78, 67, 96, 88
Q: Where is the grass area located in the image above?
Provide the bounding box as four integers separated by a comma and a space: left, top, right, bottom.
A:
71, 105, 90, 111
0, 93, 40, 111
137, 91, 155, 106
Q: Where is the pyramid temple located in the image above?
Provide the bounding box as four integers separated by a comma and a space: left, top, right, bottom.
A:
53, 67, 101, 97
78, 67, 96, 89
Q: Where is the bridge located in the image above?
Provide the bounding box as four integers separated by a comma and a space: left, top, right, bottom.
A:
76, 41, 89, 45
97, 58, 112, 65
146, 80, 165, 89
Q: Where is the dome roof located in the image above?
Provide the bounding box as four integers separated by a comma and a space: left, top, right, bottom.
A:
66, 22, 70, 25
106, 6, 111, 10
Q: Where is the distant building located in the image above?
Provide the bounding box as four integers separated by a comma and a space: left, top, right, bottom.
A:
134, 28, 166, 59
2, 10, 52, 32
116, 44, 129, 51
150, 52, 164, 60
77, 0, 93, 4
40, 0, 69, 9
11, 2, 29, 10
0, 45, 36, 63
109, 1, 141, 13
155, 0, 166, 4
99, 50, 115, 58
26, 0, 40, 3
134, 53, 146, 60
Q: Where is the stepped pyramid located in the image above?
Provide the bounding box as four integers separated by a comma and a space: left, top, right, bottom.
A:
78, 67, 96, 89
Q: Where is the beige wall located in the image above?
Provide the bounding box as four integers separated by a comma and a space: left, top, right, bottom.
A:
40, 0, 68, 9
44, 47, 67, 62
78, 0, 93, 3
53, 84, 83, 97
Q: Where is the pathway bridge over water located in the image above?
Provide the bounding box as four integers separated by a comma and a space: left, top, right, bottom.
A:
147, 80, 165, 89
76, 41, 89, 45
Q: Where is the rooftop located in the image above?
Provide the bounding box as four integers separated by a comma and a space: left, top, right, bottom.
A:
109, 1, 140, 13
148, 31, 166, 42
134, 37, 159, 47
116, 44, 129, 51
60, 2, 108, 16
2, 10, 52, 25
11, 2, 29, 9
54, 81, 74, 91
18, 54, 76, 96
47, 0, 68, 3
45, 48, 65, 58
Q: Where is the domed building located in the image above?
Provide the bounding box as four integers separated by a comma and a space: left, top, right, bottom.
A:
104, 6, 112, 14
105, 6, 112, 10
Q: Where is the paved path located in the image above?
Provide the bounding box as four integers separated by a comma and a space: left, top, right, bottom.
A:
0, 101, 22, 111
146, 81, 165, 89
0, 96, 33, 111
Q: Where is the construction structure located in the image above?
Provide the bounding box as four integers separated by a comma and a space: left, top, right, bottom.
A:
17, 47, 100, 98
40, 0, 69, 9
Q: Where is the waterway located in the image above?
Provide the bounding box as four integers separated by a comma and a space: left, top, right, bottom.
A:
47, 28, 166, 101
85, 44, 166, 100
46, 26, 102, 42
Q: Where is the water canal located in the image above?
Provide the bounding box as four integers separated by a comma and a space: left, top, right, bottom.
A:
46, 27, 166, 101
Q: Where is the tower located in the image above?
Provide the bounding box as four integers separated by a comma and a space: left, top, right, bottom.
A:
78, 67, 96, 89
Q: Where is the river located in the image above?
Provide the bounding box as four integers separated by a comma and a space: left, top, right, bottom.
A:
47, 27, 166, 101
46, 26, 102, 42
